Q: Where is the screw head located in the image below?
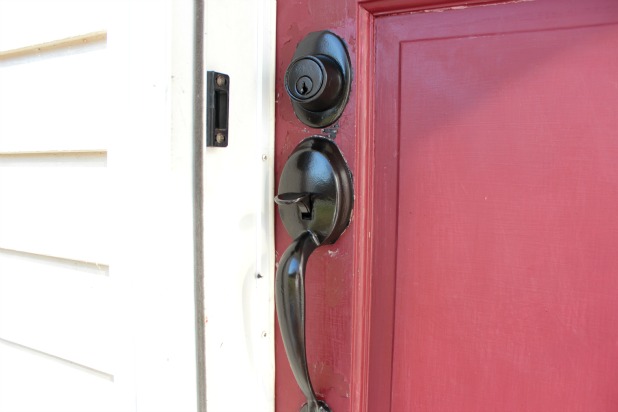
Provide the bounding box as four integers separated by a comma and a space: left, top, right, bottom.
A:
216, 75, 226, 87
215, 133, 225, 144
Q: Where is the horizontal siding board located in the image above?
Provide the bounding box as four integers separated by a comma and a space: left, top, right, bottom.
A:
0, 160, 108, 263
0, 31, 106, 61
0, 2, 118, 405
0, 250, 112, 373
0, 45, 110, 153
0, 1, 109, 52
0, 342, 117, 412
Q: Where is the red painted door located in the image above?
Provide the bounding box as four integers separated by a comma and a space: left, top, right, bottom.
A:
275, 1, 618, 411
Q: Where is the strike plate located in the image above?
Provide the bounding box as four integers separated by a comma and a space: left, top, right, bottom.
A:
206, 71, 229, 147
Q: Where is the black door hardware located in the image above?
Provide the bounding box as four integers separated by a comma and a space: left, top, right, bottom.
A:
274, 136, 353, 412
206, 71, 229, 147
284, 31, 352, 129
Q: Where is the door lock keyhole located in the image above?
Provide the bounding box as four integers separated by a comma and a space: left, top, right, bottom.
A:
296, 76, 313, 96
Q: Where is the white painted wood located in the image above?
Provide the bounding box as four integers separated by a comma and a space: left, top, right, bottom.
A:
202, 0, 276, 411
0, 0, 277, 411
105, 0, 199, 411
0, 47, 124, 412
0, 341, 118, 412
0, 249, 112, 374
0, 0, 202, 411
0, 42, 109, 152
0, 2, 122, 410
0, 1, 108, 51
0, 158, 109, 263
106, 0, 199, 411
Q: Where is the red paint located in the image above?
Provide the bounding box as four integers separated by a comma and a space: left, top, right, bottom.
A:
275, 2, 357, 411
276, 0, 618, 410
375, 0, 618, 410
349, 6, 375, 412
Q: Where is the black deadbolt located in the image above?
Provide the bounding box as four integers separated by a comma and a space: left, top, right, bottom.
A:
284, 31, 352, 128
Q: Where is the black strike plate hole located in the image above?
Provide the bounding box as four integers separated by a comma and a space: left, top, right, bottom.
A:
206, 71, 230, 147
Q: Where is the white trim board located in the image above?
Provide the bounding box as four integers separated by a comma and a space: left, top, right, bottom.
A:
108, 0, 200, 411
202, 0, 276, 411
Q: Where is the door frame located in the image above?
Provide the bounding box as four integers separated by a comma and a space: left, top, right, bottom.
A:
201, 0, 277, 411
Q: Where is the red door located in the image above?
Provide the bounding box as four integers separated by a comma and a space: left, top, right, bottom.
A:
275, 1, 618, 411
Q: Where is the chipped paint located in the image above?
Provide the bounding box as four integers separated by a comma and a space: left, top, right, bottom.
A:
411, 0, 535, 14
327, 249, 340, 257
312, 361, 350, 399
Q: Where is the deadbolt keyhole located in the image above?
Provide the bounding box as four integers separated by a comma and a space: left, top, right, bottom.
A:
296, 76, 313, 96
285, 57, 323, 102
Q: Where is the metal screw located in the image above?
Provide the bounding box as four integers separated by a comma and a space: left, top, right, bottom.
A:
216, 75, 226, 86
216, 133, 225, 144
261, 331, 267, 338
262, 154, 268, 161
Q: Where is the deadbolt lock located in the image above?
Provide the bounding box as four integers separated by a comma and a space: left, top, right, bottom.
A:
284, 31, 352, 128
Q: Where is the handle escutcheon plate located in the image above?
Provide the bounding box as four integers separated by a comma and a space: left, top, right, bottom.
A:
275, 136, 353, 412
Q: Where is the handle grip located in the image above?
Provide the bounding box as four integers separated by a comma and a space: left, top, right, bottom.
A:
275, 230, 331, 412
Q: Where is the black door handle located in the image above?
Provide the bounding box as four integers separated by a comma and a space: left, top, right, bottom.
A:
275, 136, 353, 412
275, 230, 322, 411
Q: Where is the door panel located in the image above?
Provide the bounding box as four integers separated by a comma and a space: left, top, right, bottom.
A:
376, 0, 618, 410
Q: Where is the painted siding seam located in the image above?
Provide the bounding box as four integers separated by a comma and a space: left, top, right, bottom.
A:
0, 31, 107, 61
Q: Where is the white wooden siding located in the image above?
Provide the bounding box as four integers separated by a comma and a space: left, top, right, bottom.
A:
0, 9, 118, 408
0, 0, 201, 410
0, 341, 116, 412
0, 248, 111, 371
0, 1, 108, 52
0, 0, 276, 410
0, 157, 109, 262
0, 34, 109, 153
